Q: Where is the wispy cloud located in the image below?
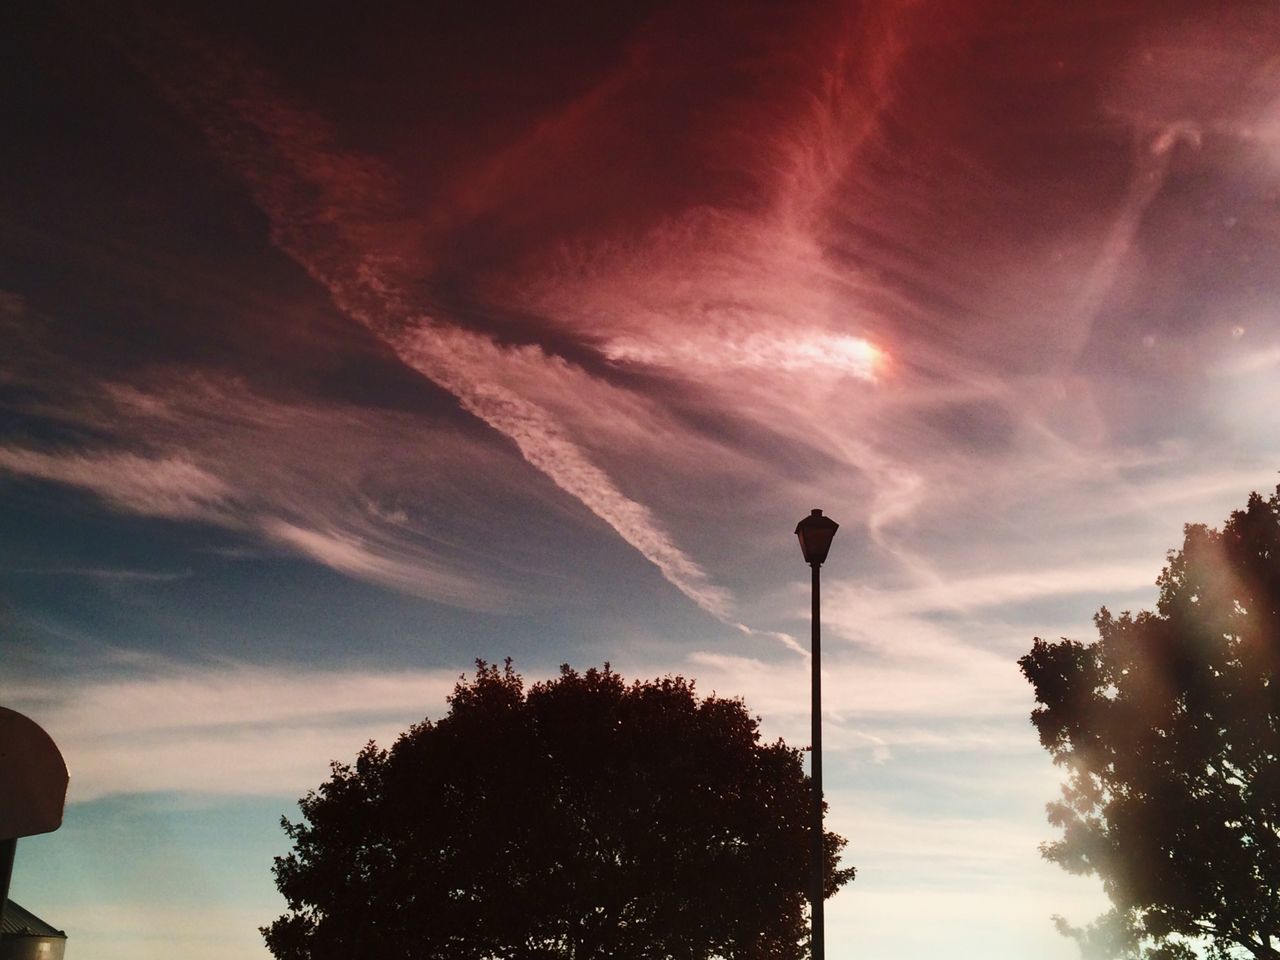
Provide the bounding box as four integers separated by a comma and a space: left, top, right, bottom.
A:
687, 649, 1024, 734
6, 643, 1028, 803
9, 659, 460, 801
261, 519, 488, 605
131, 40, 746, 623
11, 567, 194, 583
603, 331, 883, 378
0, 447, 232, 521
0, 373, 515, 609
827, 560, 1158, 624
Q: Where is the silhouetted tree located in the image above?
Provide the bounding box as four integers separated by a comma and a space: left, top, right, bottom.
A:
263, 660, 854, 960
1020, 486, 1280, 960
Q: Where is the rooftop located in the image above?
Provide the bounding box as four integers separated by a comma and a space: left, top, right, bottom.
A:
2, 900, 66, 939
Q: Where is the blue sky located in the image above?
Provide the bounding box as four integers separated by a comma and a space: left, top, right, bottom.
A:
3, 2, 1280, 957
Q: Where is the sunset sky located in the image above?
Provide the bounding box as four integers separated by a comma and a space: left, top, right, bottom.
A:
3, 2, 1280, 957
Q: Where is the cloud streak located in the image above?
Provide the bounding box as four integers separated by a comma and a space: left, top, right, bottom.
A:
0, 370, 517, 609
9, 658, 460, 801
127, 40, 747, 623
0, 447, 231, 521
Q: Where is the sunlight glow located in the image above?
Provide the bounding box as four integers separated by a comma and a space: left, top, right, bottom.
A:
603, 332, 885, 380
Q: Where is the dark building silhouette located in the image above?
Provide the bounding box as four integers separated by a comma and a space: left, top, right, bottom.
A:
1, 900, 66, 960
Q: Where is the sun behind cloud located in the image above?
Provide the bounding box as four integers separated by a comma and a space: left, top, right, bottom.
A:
602, 330, 885, 379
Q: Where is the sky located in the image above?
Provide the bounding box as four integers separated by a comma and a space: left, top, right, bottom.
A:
2, 1, 1279, 957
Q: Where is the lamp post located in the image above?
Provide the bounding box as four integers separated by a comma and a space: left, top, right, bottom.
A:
795, 508, 838, 960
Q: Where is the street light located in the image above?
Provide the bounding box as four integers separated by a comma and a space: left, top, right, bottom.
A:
795, 508, 838, 960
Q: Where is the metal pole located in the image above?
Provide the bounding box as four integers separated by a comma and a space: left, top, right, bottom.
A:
810, 561, 824, 960
0, 838, 15, 928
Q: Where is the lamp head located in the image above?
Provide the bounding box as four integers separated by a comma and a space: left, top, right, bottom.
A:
795, 508, 839, 566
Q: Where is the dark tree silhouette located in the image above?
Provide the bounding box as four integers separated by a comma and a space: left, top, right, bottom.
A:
1020, 486, 1280, 960
263, 660, 854, 960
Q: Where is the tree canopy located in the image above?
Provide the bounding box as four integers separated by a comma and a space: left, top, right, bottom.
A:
263, 660, 854, 960
1020, 486, 1280, 960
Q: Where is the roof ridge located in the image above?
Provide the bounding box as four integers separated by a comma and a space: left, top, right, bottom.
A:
2, 899, 67, 938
